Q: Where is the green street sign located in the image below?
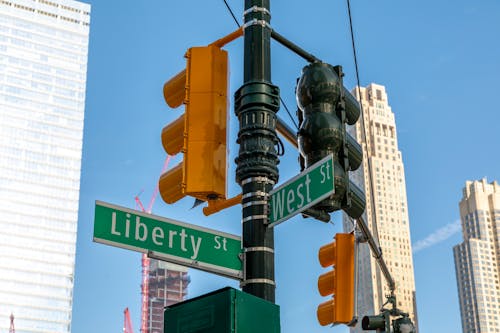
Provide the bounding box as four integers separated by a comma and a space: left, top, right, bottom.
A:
268, 155, 334, 227
93, 201, 242, 280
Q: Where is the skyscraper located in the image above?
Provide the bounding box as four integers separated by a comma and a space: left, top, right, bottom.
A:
0, 0, 90, 332
343, 83, 418, 331
453, 178, 500, 333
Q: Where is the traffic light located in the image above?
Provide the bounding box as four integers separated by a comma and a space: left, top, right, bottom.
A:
392, 315, 416, 333
317, 233, 355, 326
159, 45, 228, 204
362, 314, 388, 332
296, 62, 365, 219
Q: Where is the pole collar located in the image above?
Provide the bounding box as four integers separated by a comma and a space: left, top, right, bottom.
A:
242, 191, 269, 199
240, 278, 276, 287
242, 18, 272, 31
242, 200, 267, 208
243, 5, 271, 17
245, 246, 274, 254
242, 215, 268, 223
241, 176, 275, 185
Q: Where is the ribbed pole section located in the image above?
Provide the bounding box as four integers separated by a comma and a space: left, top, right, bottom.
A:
235, 0, 279, 302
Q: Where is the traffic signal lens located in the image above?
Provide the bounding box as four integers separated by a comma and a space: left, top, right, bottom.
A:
163, 69, 186, 108
361, 315, 386, 330
317, 270, 335, 296
318, 242, 336, 267
317, 299, 335, 326
343, 86, 361, 125
161, 114, 185, 155
159, 163, 184, 204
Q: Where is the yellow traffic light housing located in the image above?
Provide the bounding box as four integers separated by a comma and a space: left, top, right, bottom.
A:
317, 233, 355, 326
159, 45, 228, 204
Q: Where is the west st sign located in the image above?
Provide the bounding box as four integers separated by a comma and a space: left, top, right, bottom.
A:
93, 201, 242, 280
269, 155, 335, 227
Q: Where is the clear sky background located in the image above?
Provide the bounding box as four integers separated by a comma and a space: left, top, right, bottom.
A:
72, 1, 500, 332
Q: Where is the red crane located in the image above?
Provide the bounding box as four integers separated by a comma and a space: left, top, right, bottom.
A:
123, 308, 134, 333
135, 156, 172, 333
9, 313, 14, 333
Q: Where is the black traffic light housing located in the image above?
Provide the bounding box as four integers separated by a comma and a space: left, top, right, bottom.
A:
362, 295, 416, 333
362, 314, 388, 332
296, 62, 365, 219
392, 315, 416, 333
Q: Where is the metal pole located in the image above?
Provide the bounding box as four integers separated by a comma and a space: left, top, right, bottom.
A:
357, 216, 396, 293
235, 0, 280, 302
270, 30, 320, 63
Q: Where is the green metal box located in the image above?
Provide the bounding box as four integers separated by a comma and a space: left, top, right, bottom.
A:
164, 287, 280, 333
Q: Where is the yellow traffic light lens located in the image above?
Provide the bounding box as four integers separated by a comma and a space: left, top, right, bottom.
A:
318, 270, 335, 296
163, 69, 186, 108
317, 299, 335, 326
161, 114, 185, 156
159, 163, 185, 204
318, 242, 336, 267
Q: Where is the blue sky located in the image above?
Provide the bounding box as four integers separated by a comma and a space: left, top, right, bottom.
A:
72, 1, 500, 332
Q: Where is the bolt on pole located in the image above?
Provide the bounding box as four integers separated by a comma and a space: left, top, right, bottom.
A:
235, 0, 280, 302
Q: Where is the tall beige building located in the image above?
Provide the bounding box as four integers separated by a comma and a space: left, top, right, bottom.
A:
343, 83, 418, 331
453, 178, 500, 333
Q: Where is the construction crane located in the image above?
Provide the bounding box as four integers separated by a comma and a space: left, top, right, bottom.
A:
123, 308, 134, 333
9, 313, 14, 333
134, 156, 171, 333
134, 193, 150, 333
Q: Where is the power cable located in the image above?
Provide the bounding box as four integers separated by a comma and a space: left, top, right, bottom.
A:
347, 0, 394, 303
221, 0, 298, 131
223, 0, 240, 26
346, 0, 381, 243
280, 98, 298, 130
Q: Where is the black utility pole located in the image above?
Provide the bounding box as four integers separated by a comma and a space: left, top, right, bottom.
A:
235, 0, 280, 302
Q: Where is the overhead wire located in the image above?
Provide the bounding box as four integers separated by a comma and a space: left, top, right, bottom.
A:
223, 0, 241, 26
346, 0, 400, 299
221, 0, 299, 131
346, 0, 382, 244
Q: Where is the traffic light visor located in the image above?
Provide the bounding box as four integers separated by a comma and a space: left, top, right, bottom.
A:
163, 69, 186, 108
161, 114, 184, 156
317, 299, 335, 326
159, 163, 185, 204
318, 270, 335, 296
318, 242, 336, 267
361, 315, 386, 330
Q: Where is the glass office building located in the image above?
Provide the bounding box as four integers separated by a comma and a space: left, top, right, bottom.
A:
0, 0, 90, 332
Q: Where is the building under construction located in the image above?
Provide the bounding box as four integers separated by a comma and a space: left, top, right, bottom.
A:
141, 257, 190, 333
135, 157, 190, 333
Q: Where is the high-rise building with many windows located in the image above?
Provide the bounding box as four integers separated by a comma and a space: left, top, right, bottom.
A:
0, 0, 90, 332
343, 83, 418, 332
454, 178, 500, 333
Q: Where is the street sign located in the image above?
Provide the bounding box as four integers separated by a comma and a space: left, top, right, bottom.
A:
268, 155, 334, 227
93, 201, 242, 280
